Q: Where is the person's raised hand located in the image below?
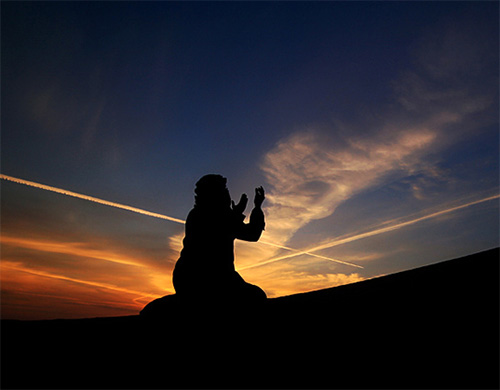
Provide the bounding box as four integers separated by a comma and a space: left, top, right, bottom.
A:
254, 186, 265, 208
231, 193, 248, 214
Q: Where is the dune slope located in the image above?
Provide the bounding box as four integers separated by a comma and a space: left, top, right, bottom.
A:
2, 248, 498, 389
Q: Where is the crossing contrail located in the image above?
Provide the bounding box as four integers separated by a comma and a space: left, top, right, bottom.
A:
257, 240, 364, 269
1, 174, 362, 268
241, 193, 500, 270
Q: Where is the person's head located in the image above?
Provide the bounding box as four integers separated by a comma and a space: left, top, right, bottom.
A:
194, 174, 231, 210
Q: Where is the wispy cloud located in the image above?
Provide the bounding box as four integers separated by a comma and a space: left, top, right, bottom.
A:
241, 259, 364, 298
259, 126, 437, 252
394, 9, 497, 131
1, 232, 173, 319
1, 261, 161, 320
240, 9, 498, 286
249, 7, 497, 263
1, 235, 149, 268
227, 125, 439, 294
1, 261, 162, 302
1, 6, 497, 318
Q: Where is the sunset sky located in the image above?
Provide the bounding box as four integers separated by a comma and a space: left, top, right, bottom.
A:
2, 1, 498, 320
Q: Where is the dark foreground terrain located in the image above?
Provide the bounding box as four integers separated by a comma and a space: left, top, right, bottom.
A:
2, 248, 499, 389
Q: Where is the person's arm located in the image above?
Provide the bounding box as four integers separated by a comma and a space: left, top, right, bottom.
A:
234, 187, 265, 242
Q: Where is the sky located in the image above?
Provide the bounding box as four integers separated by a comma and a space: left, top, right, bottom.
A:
1, 1, 499, 320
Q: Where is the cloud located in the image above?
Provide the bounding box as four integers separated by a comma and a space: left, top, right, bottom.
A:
241, 258, 364, 298
243, 9, 498, 281
415, 9, 497, 84
259, 127, 437, 249
227, 124, 439, 293
251, 107, 497, 272
0, 261, 160, 320
3, 6, 497, 318
257, 8, 497, 256
393, 9, 497, 131
0, 233, 173, 319
275, 193, 499, 263
1, 235, 147, 268
0, 184, 179, 320
1, 260, 161, 302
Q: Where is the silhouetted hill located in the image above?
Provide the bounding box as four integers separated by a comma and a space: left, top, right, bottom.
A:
2, 248, 498, 389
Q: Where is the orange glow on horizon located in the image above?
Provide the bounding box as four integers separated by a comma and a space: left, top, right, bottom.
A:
1, 234, 172, 319
0, 263, 161, 320
1, 173, 498, 319
1, 261, 163, 302
1, 235, 149, 268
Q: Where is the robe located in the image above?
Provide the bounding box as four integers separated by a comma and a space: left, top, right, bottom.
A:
173, 205, 266, 301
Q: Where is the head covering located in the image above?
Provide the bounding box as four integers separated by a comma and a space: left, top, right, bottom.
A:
194, 174, 230, 209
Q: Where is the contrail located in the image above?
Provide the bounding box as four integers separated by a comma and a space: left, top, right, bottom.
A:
243, 193, 500, 270
248, 240, 364, 269
1, 174, 186, 224
1, 174, 361, 268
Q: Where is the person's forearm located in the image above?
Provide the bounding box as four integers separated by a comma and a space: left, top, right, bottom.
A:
249, 206, 265, 231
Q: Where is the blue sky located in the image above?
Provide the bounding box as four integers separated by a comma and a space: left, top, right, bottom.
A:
1, 1, 498, 319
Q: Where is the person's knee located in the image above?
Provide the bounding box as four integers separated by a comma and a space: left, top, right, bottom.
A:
244, 283, 267, 301
255, 286, 267, 300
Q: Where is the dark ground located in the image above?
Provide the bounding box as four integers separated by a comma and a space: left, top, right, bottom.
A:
2, 248, 499, 389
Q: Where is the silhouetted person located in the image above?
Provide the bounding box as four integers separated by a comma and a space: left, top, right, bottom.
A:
173, 174, 267, 304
